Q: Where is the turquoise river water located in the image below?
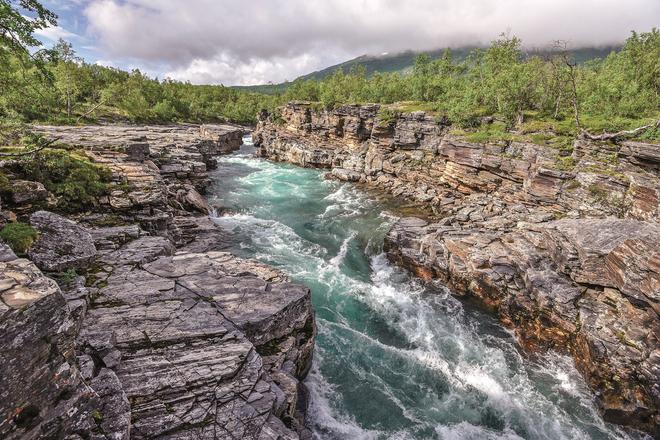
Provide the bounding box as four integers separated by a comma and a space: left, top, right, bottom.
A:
208, 136, 646, 440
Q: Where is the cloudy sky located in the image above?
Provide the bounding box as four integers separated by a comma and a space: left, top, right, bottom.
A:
36, 0, 659, 86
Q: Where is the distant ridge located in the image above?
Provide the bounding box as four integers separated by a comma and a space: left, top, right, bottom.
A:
234, 45, 619, 94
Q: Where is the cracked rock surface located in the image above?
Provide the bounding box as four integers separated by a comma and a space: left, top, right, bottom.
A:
79, 249, 313, 439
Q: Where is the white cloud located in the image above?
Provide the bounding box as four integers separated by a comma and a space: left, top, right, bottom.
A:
81, 0, 660, 85
34, 24, 77, 41
164, 52, 347, 85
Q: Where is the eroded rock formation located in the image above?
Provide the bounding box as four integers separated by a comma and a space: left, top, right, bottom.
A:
0, 124, 315, 439
254, 102, 659, 436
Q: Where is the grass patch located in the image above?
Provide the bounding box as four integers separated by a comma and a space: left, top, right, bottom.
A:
51, 268, 79, 287
583, 164, 628, 181
461, 122, 519, 143
392, 101, 439, 114
580, 115, 659, 138
91, 410, 103, 424
0, 222, 38, 255
587, 184, 610, 201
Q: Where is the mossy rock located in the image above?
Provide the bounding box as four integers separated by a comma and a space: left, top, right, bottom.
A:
9, 149, 113, 213
0, 171, 13, 200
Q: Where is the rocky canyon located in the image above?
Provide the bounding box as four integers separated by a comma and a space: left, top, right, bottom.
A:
254, 102, 659, 437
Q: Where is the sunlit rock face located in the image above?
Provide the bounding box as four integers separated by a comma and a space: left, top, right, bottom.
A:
254, 102, 659, 435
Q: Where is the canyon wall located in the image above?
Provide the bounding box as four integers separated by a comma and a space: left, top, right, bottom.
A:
254, 102, 659, 436
0, 125, 315, 439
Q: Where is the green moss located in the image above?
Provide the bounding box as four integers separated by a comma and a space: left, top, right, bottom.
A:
615, 330, 641, 350
0, 222, 38, 255
91, 410, 103, 424
519, 117, 576, 137
52, 269, 78, 287
583, 164, 628, 182
257, 339, 282, 356
530, 133, 552, 144
580, 115, 659, 138
463, 124, 516, 143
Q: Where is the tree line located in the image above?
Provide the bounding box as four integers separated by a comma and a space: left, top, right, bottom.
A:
1, 1, 658, 135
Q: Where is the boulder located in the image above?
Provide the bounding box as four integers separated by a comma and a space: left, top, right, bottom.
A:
331, 167, 361, 182
0, 242, 16, 262
182, 186, 211, 214
384, 215, 659, 434
10, 180, 48, 205
28, 211, 97, 272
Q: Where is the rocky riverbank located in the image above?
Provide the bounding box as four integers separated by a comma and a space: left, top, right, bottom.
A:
0, 124, 315, 439
254, 102, 659, 436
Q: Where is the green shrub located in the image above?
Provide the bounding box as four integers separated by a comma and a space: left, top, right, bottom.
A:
12, 150, 112, 212
377, 107, 400, 125
0, 222, 38, 255
554, 156, 577, 171
52, 268, 78, 287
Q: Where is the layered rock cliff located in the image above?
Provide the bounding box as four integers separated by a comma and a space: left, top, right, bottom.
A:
254, 102, 659, 436
0, 124, 315, 439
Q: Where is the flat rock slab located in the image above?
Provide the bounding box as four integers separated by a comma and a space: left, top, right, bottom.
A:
79, 248, 313, 439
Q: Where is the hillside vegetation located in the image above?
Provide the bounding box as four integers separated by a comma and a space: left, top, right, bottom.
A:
239, 45, 619, 91
0, 1, 658, 140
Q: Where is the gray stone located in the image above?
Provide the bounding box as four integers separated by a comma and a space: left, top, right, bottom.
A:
331, 167, 361, 182
10, 180, 49, 205
28, 211, 97, 272
79, 249, 313, 439
0, 242, 17, 262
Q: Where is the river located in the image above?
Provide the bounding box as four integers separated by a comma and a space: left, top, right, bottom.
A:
208, 135, 644, 440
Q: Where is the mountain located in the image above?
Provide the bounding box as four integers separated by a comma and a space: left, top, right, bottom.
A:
296, 48, 473, 81
234, 45, 619, 94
